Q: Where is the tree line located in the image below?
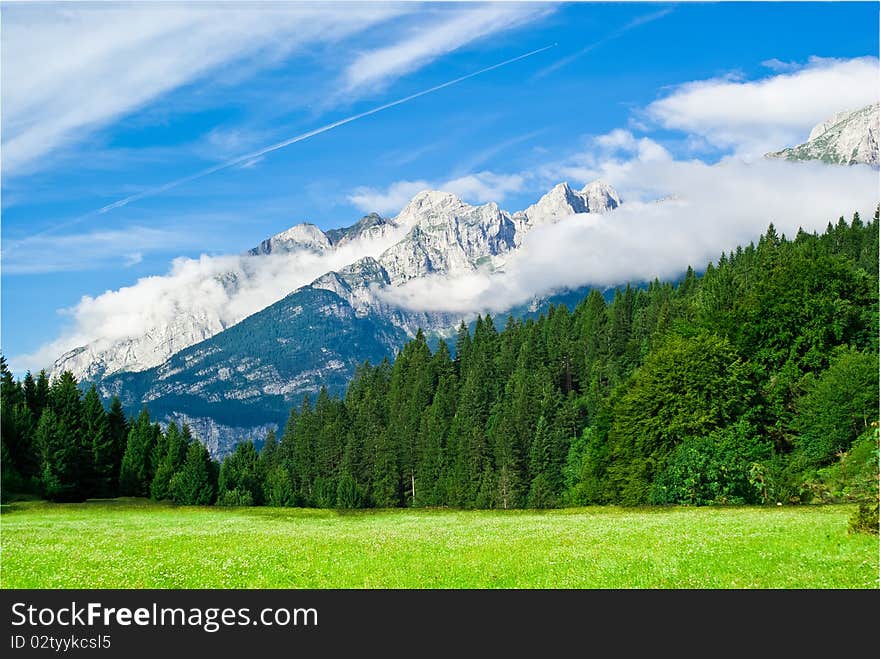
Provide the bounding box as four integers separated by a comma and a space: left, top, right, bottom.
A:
2, 213, 878, 511
0, 367, 218, 505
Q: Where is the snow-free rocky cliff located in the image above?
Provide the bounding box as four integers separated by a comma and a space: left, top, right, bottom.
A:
56, 180, 620, 455
766, 103, 879, 166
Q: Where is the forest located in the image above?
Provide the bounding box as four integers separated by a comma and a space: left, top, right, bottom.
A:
2, 214, 878, 526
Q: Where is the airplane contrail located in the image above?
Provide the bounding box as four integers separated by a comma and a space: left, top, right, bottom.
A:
26, 43, 557, 239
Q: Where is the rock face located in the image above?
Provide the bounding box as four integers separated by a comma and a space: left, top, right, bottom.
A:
378, 192, 517, 284
247, 222, 331, 255
100, 286, 409, 456
517, 180, 620, 227
766, 103, 880, 166
54, 179, 622, 455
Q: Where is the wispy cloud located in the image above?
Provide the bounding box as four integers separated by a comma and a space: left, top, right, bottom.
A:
761, 58, 802, 73
645, 56, 880, 157
452, 129, 546, 175
1, 3, 410, 175
534, 7, 673, 79
343, 3, 555, 95
15, 42, 556, 242
2, 227, 194, 275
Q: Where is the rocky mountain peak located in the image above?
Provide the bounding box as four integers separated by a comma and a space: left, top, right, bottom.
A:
520, 179, 620, 225
392, 190, 469, 227
581, 179, 621, 213
766, 103, 879, 166
248, 222, 331, 256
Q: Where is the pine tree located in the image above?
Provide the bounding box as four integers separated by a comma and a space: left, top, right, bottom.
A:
258, 428, 279, 486
312, 388, 346, 508
263, 463, 293, 507
528, 416, 557, 508
1, 357, 37, 486
119, 408, 158, 497
169, 441, 217, 505
386, 330, 434, 506
150, 421, 187, 501
106, 397, 129, 484
48, 371, 89, 499
82, 385, 114, 497
35, 408, 80, 501
218, 440, 262, 505
33, 370, 51, 420
290, 396, 317, 504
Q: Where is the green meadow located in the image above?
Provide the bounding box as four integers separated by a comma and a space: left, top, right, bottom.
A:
1, 499, 876, 589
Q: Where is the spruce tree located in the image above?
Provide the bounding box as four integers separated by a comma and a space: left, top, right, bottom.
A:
119, 409, 158, 497
35, 408, 80, 501
150, 421, 187, 501
49, 371, 89, 499
106, 397, 129, 484
263, 463, 293, 507
169, 440, 216, 505
218, 440, 262, 504
1, 358, 37, 485
82, 385, 114, 497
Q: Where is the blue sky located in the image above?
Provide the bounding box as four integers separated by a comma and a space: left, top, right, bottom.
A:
2, 1, 879, 373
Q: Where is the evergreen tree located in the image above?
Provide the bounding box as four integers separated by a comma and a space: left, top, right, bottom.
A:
106, 397, 129, 483
218, 440, 262, 505
119, 409, 158, 497
35, 408, 80, 501
82, 385, 113, 497
169, 440, 217, 505
1, 357, 37, 487
48, 371, 89, 499
263, 463, 293, 507
150, 422, 188, 501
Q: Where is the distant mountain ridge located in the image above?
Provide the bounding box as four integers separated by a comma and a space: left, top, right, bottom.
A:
766, 103, 879, 166
61, 180, 620, 454
52, 179, 619, 383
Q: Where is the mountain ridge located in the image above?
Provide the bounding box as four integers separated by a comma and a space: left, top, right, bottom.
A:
51, 180, 621, 383
766, 102, 879, 166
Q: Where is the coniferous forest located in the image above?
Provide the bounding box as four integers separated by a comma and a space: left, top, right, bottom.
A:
2, 215, 878, 519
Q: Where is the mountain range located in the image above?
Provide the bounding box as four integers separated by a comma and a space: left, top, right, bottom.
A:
50, 103, 873, 455
58, 180, 619, 454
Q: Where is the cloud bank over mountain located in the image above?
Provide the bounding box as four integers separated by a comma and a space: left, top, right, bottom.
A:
379, 155, 878, 314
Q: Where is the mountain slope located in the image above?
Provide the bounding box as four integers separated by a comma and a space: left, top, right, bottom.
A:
59, 179, 623, 455
766, 103, 879, 165
51, 212, 406, 382
101, 286, 408, 455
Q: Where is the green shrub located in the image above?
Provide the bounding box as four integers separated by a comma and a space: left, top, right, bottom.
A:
216, 488, 254, 507
848, 503, 879, 535
649, 421, 772, 505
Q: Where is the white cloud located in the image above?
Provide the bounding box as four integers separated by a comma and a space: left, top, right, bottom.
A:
11, 221, 411, 373
1, 3, 410, 174
343, 3, 553, 94
761, 58, 801, 73
123, 252, 144, 268
646, 56, 880, 157
349, 180, 433, 216
2, 227, 194, 275
378, 155, 878, 315
348, 172, 526, 214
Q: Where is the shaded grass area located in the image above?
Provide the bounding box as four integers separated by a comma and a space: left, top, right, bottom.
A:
1, 499, 877, 588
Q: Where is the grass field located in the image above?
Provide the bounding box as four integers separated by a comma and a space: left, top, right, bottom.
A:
1, 499, 877, 588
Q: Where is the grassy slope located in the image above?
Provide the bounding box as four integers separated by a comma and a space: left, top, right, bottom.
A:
1, 499, 877, 588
